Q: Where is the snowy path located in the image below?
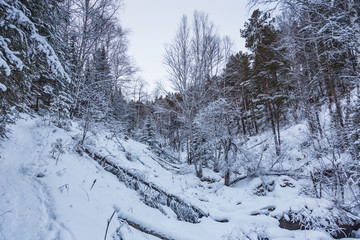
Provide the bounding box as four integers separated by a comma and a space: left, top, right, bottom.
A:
0, 118, 63, 240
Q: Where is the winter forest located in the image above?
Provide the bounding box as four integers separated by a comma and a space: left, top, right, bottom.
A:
1, 0, 360, 239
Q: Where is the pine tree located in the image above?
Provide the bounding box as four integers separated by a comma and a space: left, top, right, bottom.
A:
140, 117, 158, 147
241, 9, 288, 155
223, 51, 258, 136
191, 128, 214, 178
49, 90, 73, 129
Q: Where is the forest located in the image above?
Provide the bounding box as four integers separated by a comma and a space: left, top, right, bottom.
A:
1, 0, 360, 239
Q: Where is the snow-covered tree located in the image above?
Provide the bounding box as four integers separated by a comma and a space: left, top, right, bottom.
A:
164, 11, 231, 165
0, 0, 71, 136
140, 117, 158, 147
195, 98, 238, 185
241, 9, 288, 156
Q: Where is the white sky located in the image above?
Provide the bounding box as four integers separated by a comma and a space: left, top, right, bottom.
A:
120, 0, 252, 93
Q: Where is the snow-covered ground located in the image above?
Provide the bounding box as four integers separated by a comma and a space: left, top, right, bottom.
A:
0, 115, 359, 240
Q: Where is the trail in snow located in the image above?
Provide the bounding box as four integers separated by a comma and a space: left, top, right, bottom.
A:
0, 117, 65, 240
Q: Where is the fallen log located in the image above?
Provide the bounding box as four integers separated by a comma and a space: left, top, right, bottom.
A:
81, 146, 207, 223
118, 216, 175, 240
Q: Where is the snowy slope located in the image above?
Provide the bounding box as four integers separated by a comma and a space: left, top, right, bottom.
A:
0, 115, 359, 240
0, 117, 64, 239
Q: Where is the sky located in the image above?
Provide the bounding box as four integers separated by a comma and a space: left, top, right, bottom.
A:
120, 0, 253, 94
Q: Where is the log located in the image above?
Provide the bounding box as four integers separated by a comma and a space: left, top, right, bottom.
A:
81, 146, 207, 222
118, 216, 175, 240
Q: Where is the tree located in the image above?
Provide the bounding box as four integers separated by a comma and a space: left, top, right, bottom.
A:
140, 117, 158, 147
77, 47, 114, 144
65, 0, 133, 118
195, 99, 238, 185
49, 90, 73, 128
222, 51, 258, 136
0, 0, 71, 136
241, 9, 288, 155
152, 93, 183, 152
164, 11, 230, 166
191, 127, 214, 178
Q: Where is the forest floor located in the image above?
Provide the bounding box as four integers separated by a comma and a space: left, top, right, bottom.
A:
0, 115, 359, 240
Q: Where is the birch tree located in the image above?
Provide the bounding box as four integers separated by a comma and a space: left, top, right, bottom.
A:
164, 11, 230, 166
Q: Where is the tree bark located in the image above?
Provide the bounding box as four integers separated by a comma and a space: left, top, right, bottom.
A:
224, 139, 231, 186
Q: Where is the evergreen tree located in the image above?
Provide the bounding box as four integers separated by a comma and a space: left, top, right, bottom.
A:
223, 51, 258, 136
140, 117, 158, 147
191, 127, 214, 178
0, 0, 70, 136
49, 90, 73, 128
241, 9, 288, 155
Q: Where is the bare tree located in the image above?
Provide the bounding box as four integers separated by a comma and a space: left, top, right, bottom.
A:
66, 0, 126, 116
164, 10, 231, 169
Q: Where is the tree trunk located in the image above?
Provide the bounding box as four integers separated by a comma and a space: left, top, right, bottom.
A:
325, 41, 344, 128
214, 148, 221, 173
116, 216, 174, 240
263, 75, 280, 155
224, 170, 231, 187
224, 140, 231, 186
315, 111, 323, 136
186, 137, 191, 165
196, 162, 203, 178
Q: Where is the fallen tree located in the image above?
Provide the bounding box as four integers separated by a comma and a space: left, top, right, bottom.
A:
80, 146, 207, 223
117, 216, 175, 240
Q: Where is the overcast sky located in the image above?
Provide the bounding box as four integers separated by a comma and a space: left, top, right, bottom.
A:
121, 0, 253, 93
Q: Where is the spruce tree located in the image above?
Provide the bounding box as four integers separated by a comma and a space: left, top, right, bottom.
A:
141, 117, 158, 147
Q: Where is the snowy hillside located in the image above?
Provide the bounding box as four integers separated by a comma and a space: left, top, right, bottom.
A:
0, 115, 359, 240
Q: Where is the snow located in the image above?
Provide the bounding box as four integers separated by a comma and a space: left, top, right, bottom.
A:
0, 36, 23, 76
0, 1, 70, 83
0, 83, 6, 91
0, 55, 11, 76
0, 117, 62, 239
0, 115, 358, 240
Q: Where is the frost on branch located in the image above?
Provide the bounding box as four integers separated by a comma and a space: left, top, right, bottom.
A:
0, 0, 70, 82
